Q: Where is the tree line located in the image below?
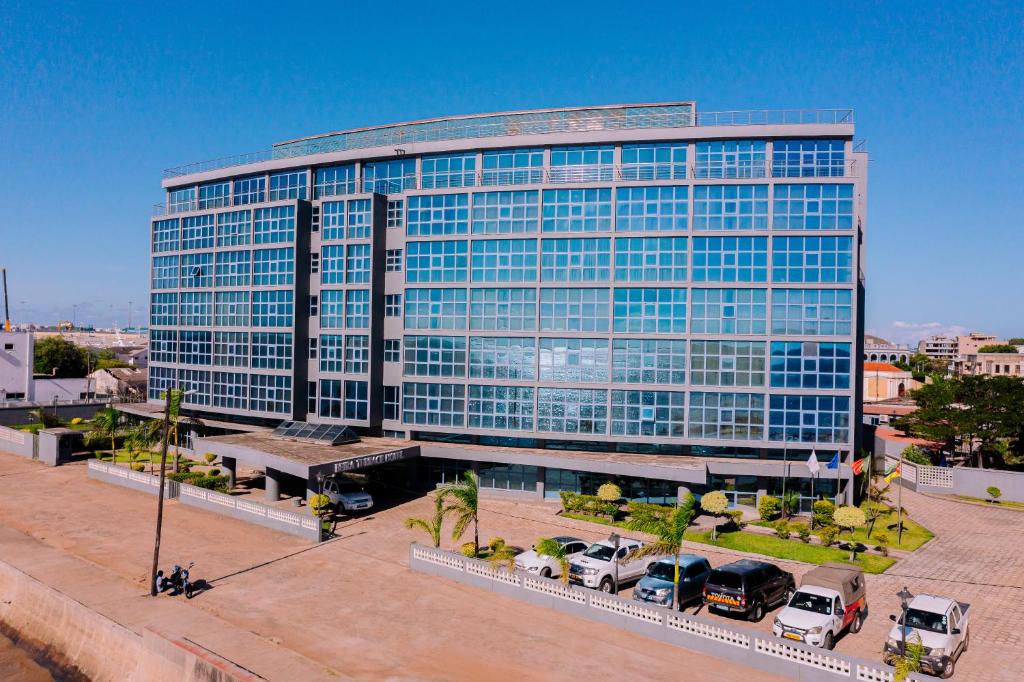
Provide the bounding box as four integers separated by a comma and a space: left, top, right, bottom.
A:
33, 336, 130, 377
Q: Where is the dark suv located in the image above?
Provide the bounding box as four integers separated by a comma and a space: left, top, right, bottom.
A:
702, 559, 795, 622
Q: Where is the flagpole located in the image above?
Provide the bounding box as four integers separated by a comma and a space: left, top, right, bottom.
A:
835, 452, 841, 506
781, 442, 788, 517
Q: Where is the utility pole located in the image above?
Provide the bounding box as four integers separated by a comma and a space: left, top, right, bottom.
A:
1, 268, 10, 331
128, 301, 132, 331
150, 387, 177, 596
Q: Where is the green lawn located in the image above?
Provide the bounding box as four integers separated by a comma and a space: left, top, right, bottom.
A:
562, 512, 620, 527
752, 507, 934, 552
95, 451, 201, 465
953, 495, 1024, 511
11, 422, 93, 434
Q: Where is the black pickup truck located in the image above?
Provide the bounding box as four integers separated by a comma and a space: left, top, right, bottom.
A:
702, 559, 796, 622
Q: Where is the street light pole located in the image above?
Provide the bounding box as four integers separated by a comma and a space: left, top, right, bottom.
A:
149, 387, 177, 596
897, 586, 914, 657
609, 532, 621, 594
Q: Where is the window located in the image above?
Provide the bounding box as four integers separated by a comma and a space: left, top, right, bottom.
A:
404, 336, 466, 377
614, 237, 687, 281
470, 288, 535, 330
217, 210, 251, 247
691, 236, 768, 282
269, 171, 307, 200
233, 176, 266, 205
309, 294, 318, 318
319, 335, 344, 372
310, 253, 319, 274
540, 238, 610, 281
386, 249, 403, 271
168, 187, 195, 213
212, 372, 247, 409
148, 366, 176, 400
693, 185, 769, 230
404, 288, 467, 330
385, 294, 402, 317
386, 199, 404, 229
772, 139, 845, 177
539, 338, 609, 382
468, 337, 536, 380
180, 253, 213, 288
363, 158, 416, 193
771, 236, 853, 283
611, 339, 686, 384
539, 288, 609, 332
549, 145, 614, 182
694, 141, 767, 179
152, 255, 179, 289
321, 245, 345, 285
542, 188, 612, 233
770, 341, 852, 389
346, 199, 372, 239
407, 194, 469, 236
769, 395, 850, 443
611, 390, 686, 437
537, 388, 607, 435
472, 190, 539, 234
481, 148, 544, 185
621, 143, 687, 180
345, 380, 369, 420
773, 185, 854, 230
345, 289, 370, 328
198, 181, 230, 209
215, 250, 251, 288
252, 247, 295, 286
478, 463, 540, 491
150, 330, 177, 363
384, 339, 401, 363
319, 379, 343, 418
180, 215, 215, 250
254, 206, 295, 244
383, 385, 400, 420
688, 392, 765, 440
407, 240, 468, 282
689, 340, 766, 387
178, 368, 211, 406
214, 291, 249, 326
321, 201, 346, 241
251, 290, 293, 327
421, 152, 476, 188
614, 186, 688, 232
613, 288, 687, 333
250, 374, 291, 414
251, 332, 292, 370
770, 289, 852, 336
689, 289, 767, 334
345, 243, 371, 284
315, 164, 357, 198
402, 382, 465, 426
343, 334, 369, 373
320, 290, 345, 329
214, 331, 248, 367
471, 239, 537, 282
468, 386, 534, 430
152, 219, 179, 253
179, 330, 212, 365
180, 292, 212, 326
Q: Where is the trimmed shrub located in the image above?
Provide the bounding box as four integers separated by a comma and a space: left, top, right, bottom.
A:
774, 521, 791, 540
597, 482, 622, 502
817, 525, 839, 547
700, 491, 729, 516
459, 542, 477, 557
901, 445, 931, 466
203, 452, 217, 464
309, 493, 331, 518
833, 505, 867, 536
626, 501, 673, 525
193, 475, 230, 491
208, 468, 220, 477
725, 509, 745, 530
70, 417, 83, 425
487, 537, 506, 550
794, 523, 811, 543
758, 495, 781, 521
812, 500, 836, 529
874, 532, 890, 556
130, 463, 145, 472
987, 486, 1002, 502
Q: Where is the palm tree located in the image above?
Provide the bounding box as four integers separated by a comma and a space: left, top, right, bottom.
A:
535, 537, 571, 584
485, 539, 519, 571
782, 490, 801, 519
170, 414, 202, 472
404, 493, 450, 548
624, 495, 696, 610
439, 470, 480, 557
90, 407, 123, 463
28, 407, 62, 429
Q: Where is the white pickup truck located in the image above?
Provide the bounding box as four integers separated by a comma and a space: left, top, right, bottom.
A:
568, 538, 655, 593
773, 563, 867, 650
883, 594, 970, 678
322, 476, 374, 512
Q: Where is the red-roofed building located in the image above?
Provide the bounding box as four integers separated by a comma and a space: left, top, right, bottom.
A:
864, 362, 920, 402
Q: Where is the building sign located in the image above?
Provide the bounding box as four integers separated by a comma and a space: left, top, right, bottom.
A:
330, 448, 415, 473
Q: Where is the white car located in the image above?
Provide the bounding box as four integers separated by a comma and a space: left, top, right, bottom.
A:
883, 595, 970, 678
322, 476, 373, 512
568, 538, 655, 592
514, 536, 589, 578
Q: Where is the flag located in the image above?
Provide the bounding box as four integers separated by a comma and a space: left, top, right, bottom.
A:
826, 452, 840, 470
851, 457, 868, 476
885, 464, 902, 483
806, 450, 820, 476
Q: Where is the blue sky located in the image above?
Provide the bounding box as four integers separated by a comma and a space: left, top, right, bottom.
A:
1, 1, 1021, 343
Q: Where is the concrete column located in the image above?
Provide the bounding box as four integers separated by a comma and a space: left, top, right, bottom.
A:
676, 485, 691, 503
306, 475, 321, 501
265, 467, 281, 502
535, 466, 546, 500
222, 456, 236, 489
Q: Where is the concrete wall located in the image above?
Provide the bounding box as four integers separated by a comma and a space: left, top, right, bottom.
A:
0, 424, 36, 458
33, 378, 91, 403
0, 401, 106, 426
409, 544, 918, 682
886, 458, 1024, 503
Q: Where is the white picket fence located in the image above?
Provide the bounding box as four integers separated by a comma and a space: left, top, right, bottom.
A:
885, 458, 953, 489
178, 484, 318, 531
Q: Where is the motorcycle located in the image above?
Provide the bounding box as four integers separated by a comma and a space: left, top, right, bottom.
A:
161, 562, 196, 599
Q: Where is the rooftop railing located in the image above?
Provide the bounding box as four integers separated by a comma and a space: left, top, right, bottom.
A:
162, 107, 854, 179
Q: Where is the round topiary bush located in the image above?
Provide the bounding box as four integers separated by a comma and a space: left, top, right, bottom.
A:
758, 495, 781, 521
597, 482, 622, 502
833, 505, 866, 535
130, 463, 145, 472
700, 490, 729, 515
460, 542, 477, 557
203, 452, 217, 464
986, 486, 1002, 502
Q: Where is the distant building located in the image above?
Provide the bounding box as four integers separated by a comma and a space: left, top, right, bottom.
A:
863, 334, 911, 363
956, 351, 1024, 377
0, 330, 94, 404
956, 332, 1004, 357
90, 367, 147, 398
114, 346, 148, 369
863, 362, 919, 402
917, 335, 956, 361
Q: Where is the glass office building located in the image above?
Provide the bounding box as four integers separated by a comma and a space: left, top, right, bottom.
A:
150, 102, 866, 507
